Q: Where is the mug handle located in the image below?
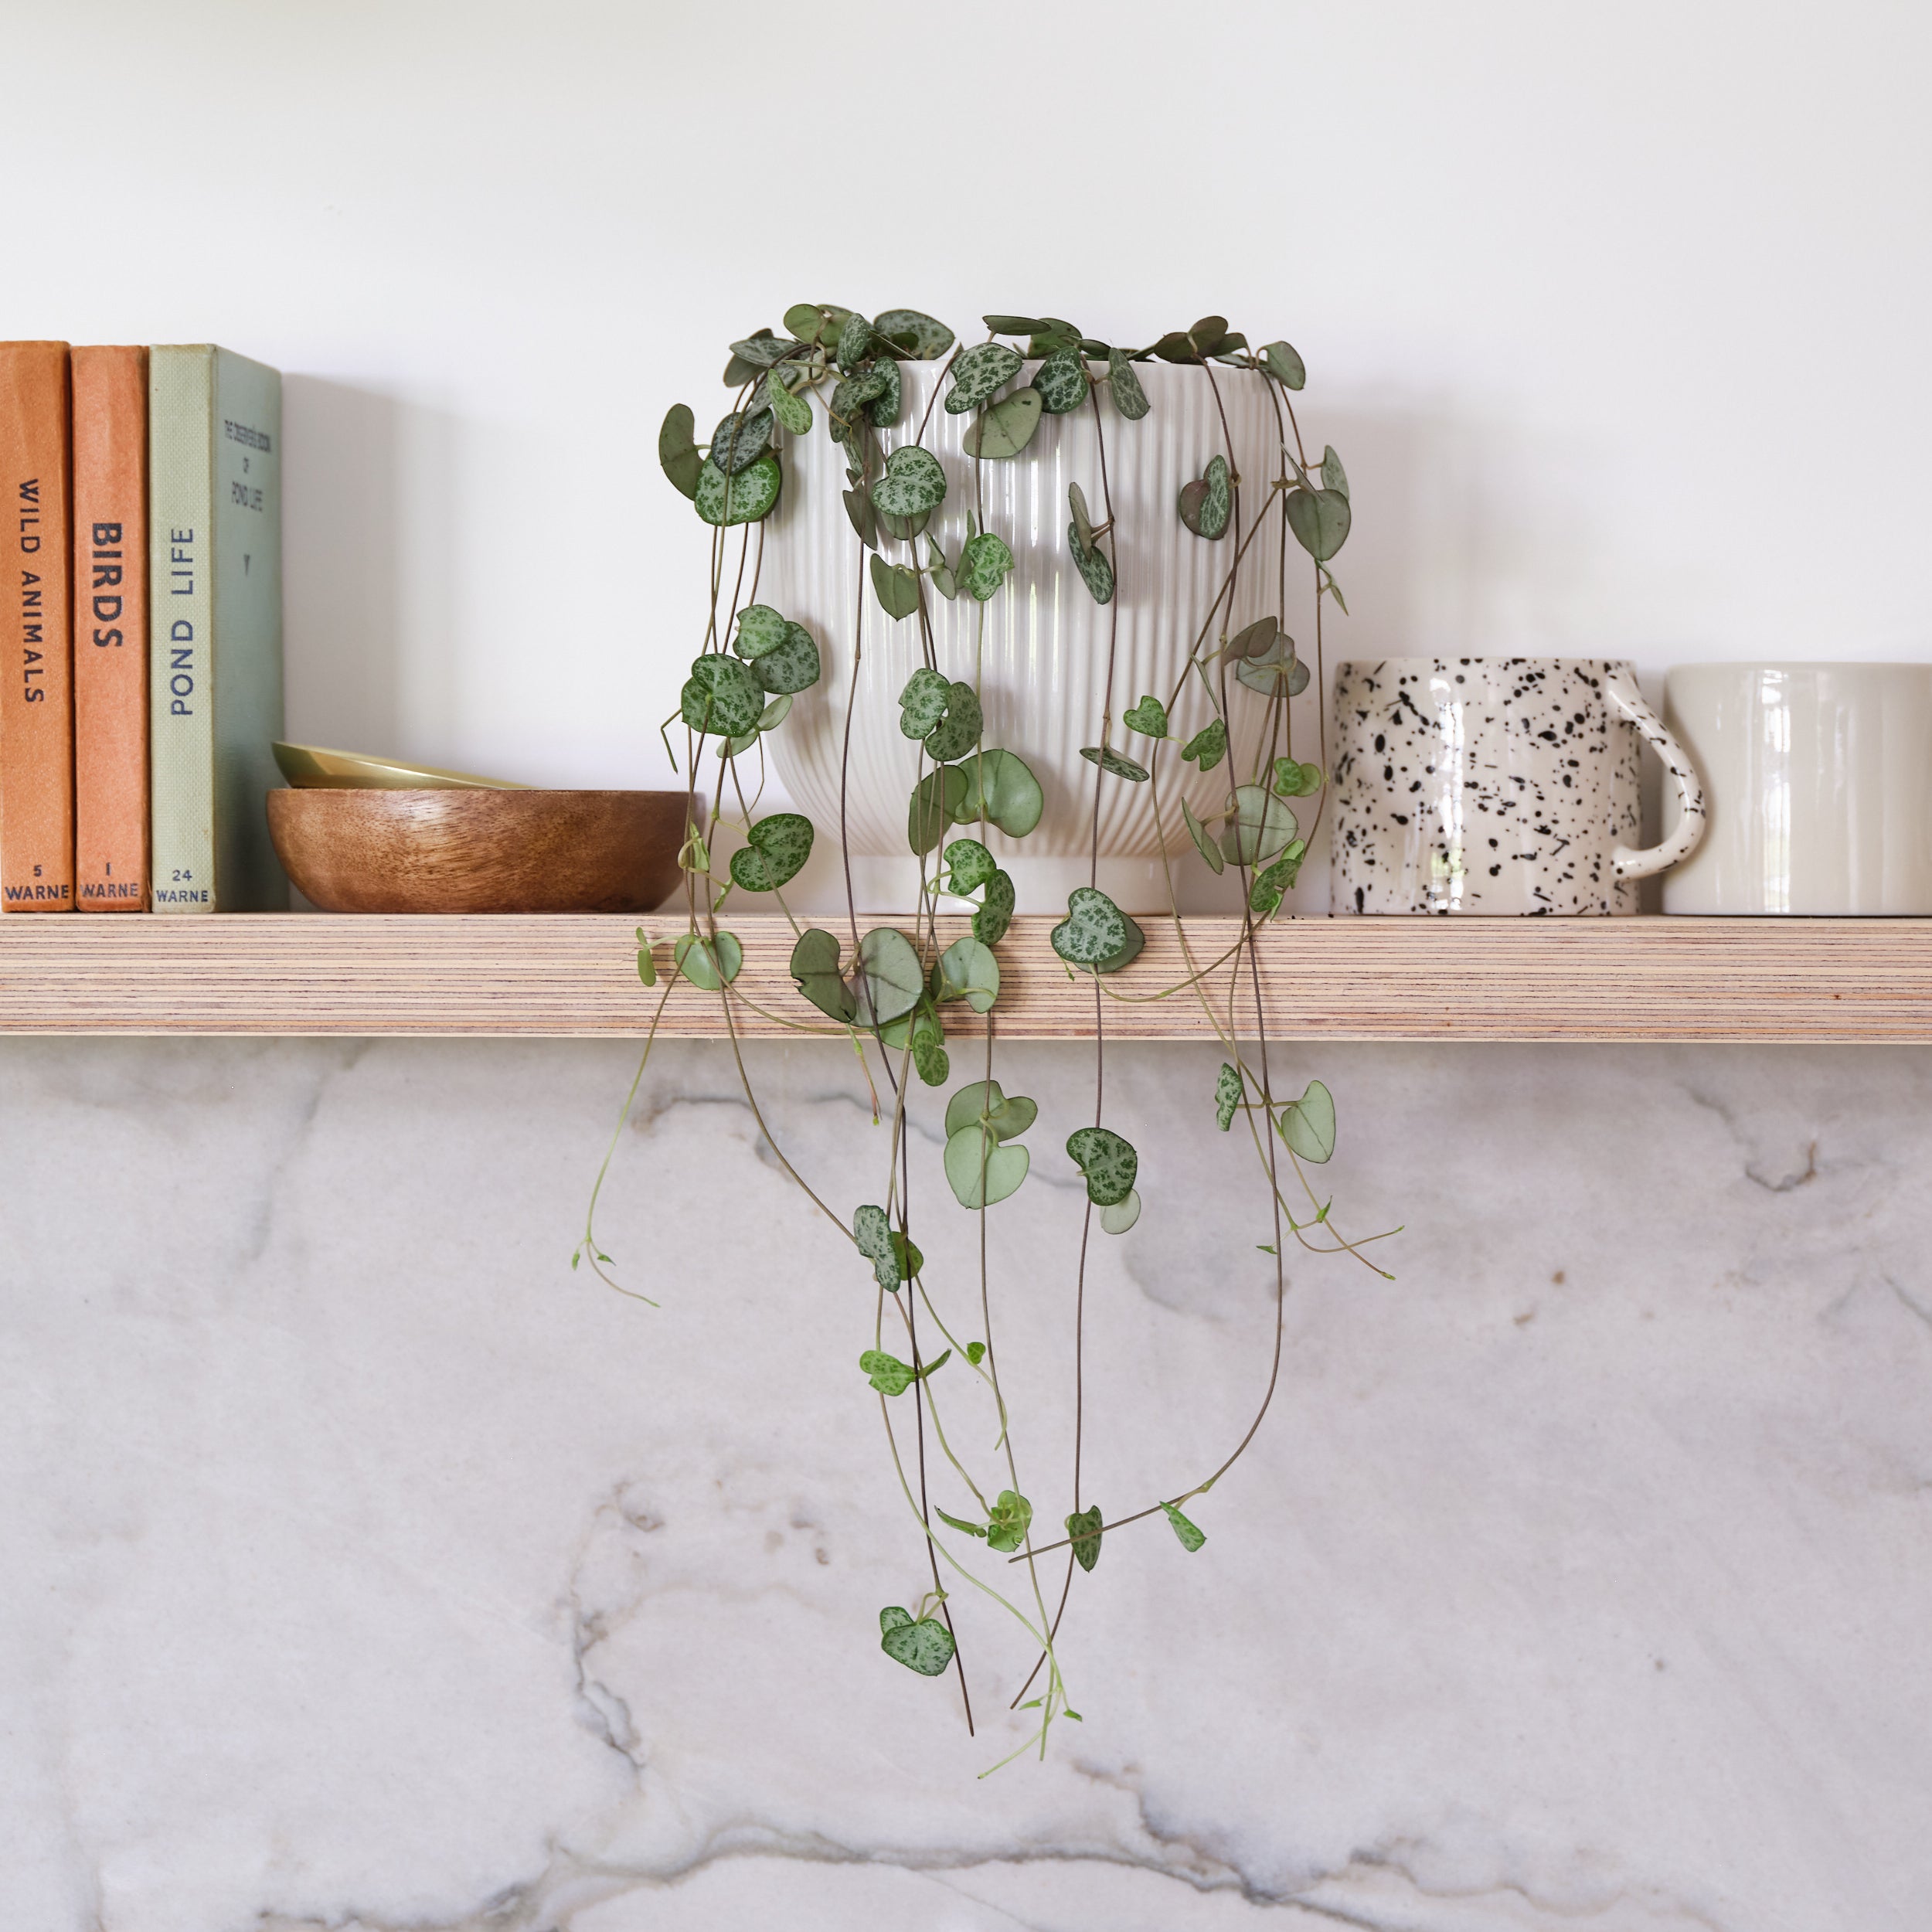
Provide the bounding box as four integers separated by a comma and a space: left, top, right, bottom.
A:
1604, 664, 1707, 879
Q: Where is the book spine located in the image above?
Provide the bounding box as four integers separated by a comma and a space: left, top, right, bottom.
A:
72, 346, 148, 910
148, 345, 216, 911
210, 348, 285, 910
0, 342, 76, 910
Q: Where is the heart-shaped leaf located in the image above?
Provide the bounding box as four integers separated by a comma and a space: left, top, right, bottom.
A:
835, 311, 879, 370
910, 1007, 949, 1087
1215, 1063, 1243, 1131
1100, 1189, 1141, 1235
1034, 345, 1089, 414
1222, 785, 1298, 869
732, 604, 788, 660
1277, 1078, 1336, 1163
1124, 696, 1168, 738
961, 386, 1043, 460
784, 302, 849, 345
1066, 1125, 1138, 1206
1234, 632, 1304, 698
1069, 525, 1115, 604
944, 1124, 1030, 1209
879, 1607, 956, 1675
955, 750, 1043, 838
1249, 840, 1307, 916
1107, 348, 1150, 420
658, 404, 702, 498
853, 1202, 902, 1289
694, 453, 781, 526
974, 869, 1015, 944
868, 358, 903, 428
871, 445, 947, 519
843, 486, 879, 550
726, 331, 794, 370
1051, 886, 1128, 967
1273, 757, 1323, 798
908, 764, 968, 854
830, 368, 889, 443
854, 927, 925, 1027
935, 935, 998, 1014
764, 372, 811, 435
1080, 744, 1150, 783
1150, 330, 1200, 363
1162, 1501, 1206, 1552
860, 1346, 946, 1396
792, 928, 858, 1024
680, 655, 764, 736
1182, 797, 1225, 874
1260, 340, 1306, 389
752, 622, 820, 695
960, 532, 1014, 602
985, 1488, 1034, 1553
942, 838, 996, 893
1321, 444, 1349, 499
1226, 615, 1280, 662
946, 341, 1024, 414
1188, 314, 1229, 351
1182, 719, 1227, 772
1285, 486, 1351, 562
1069, 481, 1098, 554
944, 1080, 1038, 1142
708, 407, 773, 477
899, 667, 951, 740
1179, 454, 1231, 539
728, 812, 814, 892
872, 308, 955, 359
1025, 319, 1081, 355
871, 555, 921, 621
925, 681, 983, 764
1097, 911, 1145, 975
1066, 1506, 1104, 1572
673, 930, 743, 990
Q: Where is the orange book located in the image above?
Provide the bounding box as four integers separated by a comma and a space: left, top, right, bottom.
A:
0, 341, 75, 910
72, 346, 148, 909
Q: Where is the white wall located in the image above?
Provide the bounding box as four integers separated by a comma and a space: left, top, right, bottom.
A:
12, 0, 1931, 798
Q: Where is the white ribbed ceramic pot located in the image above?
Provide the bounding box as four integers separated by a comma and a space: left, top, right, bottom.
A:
762, 362, 1279, 910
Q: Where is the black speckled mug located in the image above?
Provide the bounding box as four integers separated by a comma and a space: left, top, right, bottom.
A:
1330, 657, 1706, 915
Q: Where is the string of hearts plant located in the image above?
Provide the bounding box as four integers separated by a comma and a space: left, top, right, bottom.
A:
578, 305, 1398, 1773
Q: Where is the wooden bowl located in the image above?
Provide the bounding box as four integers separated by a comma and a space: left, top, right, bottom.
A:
267, 788, 687, 914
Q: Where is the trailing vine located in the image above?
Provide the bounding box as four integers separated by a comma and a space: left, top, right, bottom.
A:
577, 307, 1398, 1770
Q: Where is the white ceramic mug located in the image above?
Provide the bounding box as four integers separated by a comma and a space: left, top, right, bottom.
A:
1662, 662, 1932, 914
1331, 657, 1706, 915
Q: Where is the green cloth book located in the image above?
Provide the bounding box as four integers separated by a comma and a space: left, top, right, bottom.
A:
148, 345, 286, 911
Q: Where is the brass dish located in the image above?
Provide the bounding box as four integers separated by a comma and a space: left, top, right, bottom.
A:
273, 741, 528, 790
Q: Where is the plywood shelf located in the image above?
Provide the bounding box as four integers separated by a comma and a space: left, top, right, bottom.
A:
0, 913, 1928, 1041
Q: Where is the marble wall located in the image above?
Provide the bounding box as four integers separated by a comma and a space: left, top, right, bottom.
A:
3, 1033, 1927, 1930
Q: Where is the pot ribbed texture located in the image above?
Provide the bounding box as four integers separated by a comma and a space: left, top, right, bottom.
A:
762, 362, 1282, 863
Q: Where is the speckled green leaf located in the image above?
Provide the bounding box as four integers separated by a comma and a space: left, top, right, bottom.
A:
1124, 695, 1168, 738
658, 404, 702, 498
1026, 319, 1081, 356
871, 444, 947, 519
1260, 340, 1306, 389
765, 373, 811, 437
1034, 346, 1089, 414
1277, 1077, 1336, 1163
728, 812, 814, 893
1080, 744, 1150, 783
731, 605, 787, 659
1162, 1501, 1206, 1552
1066, 1125, 1138, 1206
961, 387, 1043, 459
1107, 348, 1149, 420
727, 331, 793, 369
1273, 757, 1323, 798
1051, 886, 1128, 967
1098, 912, 1145, 975
1321, 444, 1349, 499
1249, 841, 1308, 916
871, 555, 921, 621
1182, 797, 1225, 874
855, 927, 924, 1029
974, 869, 1015, 945
680, 655, 764, 736
872, 308, 955, 359
943, 838, 996, 894
1069, 482, 1097, 554
1182, 719, 1227, 772
861, 1349, 925, 1396
707, 407, 773, 476
956, 750, 1043, 838
694, 453, 781, 526
753, 622, 819, 695
908, 764, 968, 854
935, 935, 998, 1014
925, 682, 983, 764
853, 1204, 900, 1290
1066, 1506, 1104, 1572
899, 668, 950, 739
835, 311, 878, 370
879, 1607, 955, 1675
945, 342, 1024, 414
910, 1008, 949, 1087
1179, 454, 1231, 539
1069, 525, 1114, 604
1215, 1063, 1243, 1130
672, 930, 743, 991
944, 1124, 1029, 1209
1222, 785, 1298, 869
960, 532, 1014, 602
1286, 486, 1351, 562
793, 928, 858, 1025
869, 359, 903, 427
